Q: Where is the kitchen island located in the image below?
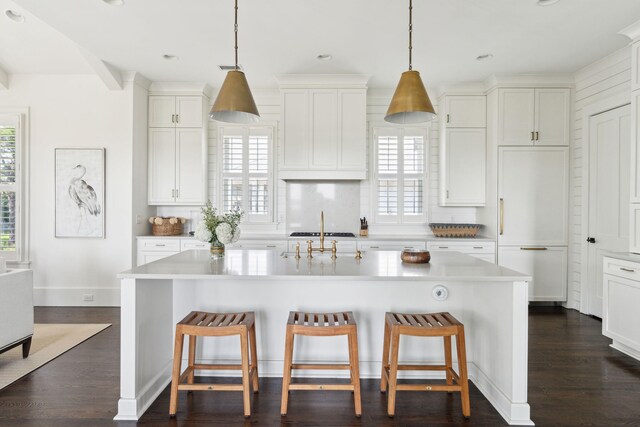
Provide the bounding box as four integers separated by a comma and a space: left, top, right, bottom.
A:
115, 250, 533, 425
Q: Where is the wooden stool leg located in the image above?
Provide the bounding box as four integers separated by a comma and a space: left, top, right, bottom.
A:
348, 328, 362, 417
169, 329, 185, 417
456, 326, 471, 418
387, 328, 401, 418
443, 335, 453, 391
187, 335, 196, 385
240, 329, 251, 418
380, 318, 391, 393
280, 326, 295, 416
249, 323, 259, 393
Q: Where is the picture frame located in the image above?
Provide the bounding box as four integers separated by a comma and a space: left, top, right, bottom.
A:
54, 148, 105, 238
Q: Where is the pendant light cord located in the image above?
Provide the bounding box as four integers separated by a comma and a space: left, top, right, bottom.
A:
234, 0, 239, 70
408, 0, 413, 71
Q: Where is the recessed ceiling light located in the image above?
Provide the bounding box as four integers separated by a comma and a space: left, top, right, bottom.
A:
317, 54, 333, 61
5, 10, 25, 23
102, 0, 124, 5
163, 54, 178, 61
476, 54, 494, 61
537, 0, 560, 6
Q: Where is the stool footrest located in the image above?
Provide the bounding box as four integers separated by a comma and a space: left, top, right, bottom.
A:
288, 383, 355, 391
178, 384, 244, 392
396, 384, 462, 392
291, 363, 351, 370
192, 363, 243, 370
395, 364, 449, 371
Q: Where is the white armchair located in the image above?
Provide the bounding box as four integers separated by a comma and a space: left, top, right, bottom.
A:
0, 269, 34, 358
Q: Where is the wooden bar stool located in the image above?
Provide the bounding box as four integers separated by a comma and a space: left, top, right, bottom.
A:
169, 311, 259, 418
380, 312, 470, 418
280, 311, 362, 417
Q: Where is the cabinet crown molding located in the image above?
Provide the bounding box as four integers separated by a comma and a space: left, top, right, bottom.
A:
276, 74, 370, 89
149, 82, 212, 98
619, 19, 640, 42
484, 74, 574, 93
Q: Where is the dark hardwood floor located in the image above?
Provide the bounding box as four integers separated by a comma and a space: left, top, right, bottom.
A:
0, 307, 639, 426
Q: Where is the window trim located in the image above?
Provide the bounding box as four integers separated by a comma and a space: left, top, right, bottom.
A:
0, 108, 30, 267
370, 125, 428, 225
217, 124, 276, 224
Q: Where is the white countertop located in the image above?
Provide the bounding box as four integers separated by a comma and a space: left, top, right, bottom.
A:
603, 251, 640, 263
119, 249, 527, 281
136, 234, 496, 242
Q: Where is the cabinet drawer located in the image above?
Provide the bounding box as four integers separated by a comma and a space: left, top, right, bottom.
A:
180, 240, 210, 251
359, 241, 426, 251
603, 257, 640, 281
236, 241, 287, 251
427, 241, 495, 254
138, 239, 181, 252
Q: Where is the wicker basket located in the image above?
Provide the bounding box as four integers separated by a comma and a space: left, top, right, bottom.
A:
152, 221, 183, 236
429, 223, 483, 238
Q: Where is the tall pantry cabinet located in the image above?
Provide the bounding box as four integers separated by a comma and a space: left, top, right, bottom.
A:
481, 86, 571, 301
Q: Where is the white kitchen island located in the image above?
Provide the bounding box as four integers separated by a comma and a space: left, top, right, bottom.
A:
115, 249, 533, 425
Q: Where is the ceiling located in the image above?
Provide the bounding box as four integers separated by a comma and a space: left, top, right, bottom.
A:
3, 0, 640, 88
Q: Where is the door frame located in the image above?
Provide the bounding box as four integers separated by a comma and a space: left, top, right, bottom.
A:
579, 92, 631, 314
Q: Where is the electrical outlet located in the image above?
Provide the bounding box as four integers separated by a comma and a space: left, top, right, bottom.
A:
83, 294, 94, 302
136, 215, 142, 225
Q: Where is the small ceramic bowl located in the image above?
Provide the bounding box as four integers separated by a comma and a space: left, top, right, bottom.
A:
401, 250, 431, 264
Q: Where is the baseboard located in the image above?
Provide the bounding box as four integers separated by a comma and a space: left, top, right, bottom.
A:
33, 287, 120, 307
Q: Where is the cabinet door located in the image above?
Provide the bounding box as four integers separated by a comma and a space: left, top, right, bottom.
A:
497, 89, 535, 145
338, 90, 366, 170
441, 128, 486, 206
631, 205, 640, 254
445, 95, 486, 128
175, 96, 203, 128
498, 246, 567, 301
148, 96, 176, 128
281, 90, 309, 169
309, 89, 338, 169
498, 147, 569, 246
176, 129, 206, 204
603, 273, 640, 350
631, 92, 640, 203
534, 88, 570, 146
148, 128, 176, 204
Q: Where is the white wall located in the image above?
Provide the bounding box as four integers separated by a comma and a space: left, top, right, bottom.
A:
570, 47, 632, 309
0, 74, 141, 306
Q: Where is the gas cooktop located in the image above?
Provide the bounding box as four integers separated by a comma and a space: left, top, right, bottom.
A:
290, 232, 356, 238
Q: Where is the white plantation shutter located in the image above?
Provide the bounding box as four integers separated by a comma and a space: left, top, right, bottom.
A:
220, 127, 273, 221
0, 117, 19, 258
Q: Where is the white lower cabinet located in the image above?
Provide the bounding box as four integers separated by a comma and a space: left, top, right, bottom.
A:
138, 251, 180, 266
426, 241, 496, 263
603, 256, 640, 360
497, 246, 567, 301
358, 241, 426, 251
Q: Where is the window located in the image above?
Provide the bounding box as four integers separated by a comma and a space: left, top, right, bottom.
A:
373, 127, 427, 224
220, 126, 273, 222
0, 114, 22, 261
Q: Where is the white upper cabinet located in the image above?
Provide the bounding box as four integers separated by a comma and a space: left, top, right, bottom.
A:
441, 128, 486, 206
175, 129, 207, 204
444, 95, 486, 127
278, 75, 368, 179
497, 88, 570, 146
149, 95, 203, 128
148, 128, 177, 204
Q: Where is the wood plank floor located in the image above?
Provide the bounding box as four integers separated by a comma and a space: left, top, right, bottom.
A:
0, 307, 638, 426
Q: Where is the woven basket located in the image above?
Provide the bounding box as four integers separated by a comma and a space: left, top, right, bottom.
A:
152, 221, 183, 236
429, 223, 482, 238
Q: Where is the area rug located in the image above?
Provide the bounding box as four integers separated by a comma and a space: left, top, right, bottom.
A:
0, 323, 111, 390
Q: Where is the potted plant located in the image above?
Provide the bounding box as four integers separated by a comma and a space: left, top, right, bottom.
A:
194, 201, 243, 259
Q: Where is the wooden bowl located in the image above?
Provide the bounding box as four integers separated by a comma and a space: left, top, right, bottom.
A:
401, 250, 431, 264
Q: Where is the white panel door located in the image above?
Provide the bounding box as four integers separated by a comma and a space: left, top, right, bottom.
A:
586, 105, 631, 317
497, 89, 535, 145
175, 96, 203, 128
176, 129, 206, 204
148, 128, 176, 204
442, 128, 486, 206
445, 95, 486, 128
148, 96, 176, 128
310, 89, 338, 169
338, 90, 366, 170
498, 246, 567, 301
498, 147, 569, 245
534, 88, 570, 146
281, 90, 309, 169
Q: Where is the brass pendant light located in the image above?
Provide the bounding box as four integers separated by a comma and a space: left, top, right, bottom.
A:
210, 0, 260, 124
385, 0, 436, 124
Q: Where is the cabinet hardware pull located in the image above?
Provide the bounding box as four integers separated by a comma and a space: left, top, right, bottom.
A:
172, 114, 175, 123
530, 131, 534, 141
446, 190, 449, 199
176, 189, 179, 198
370, 246, 379, 249
535, 131, 539, 141
446, 114, 450, 123
520, 247, 548, 250
620, 267, 635, 272
499, 198, 504, 235
266, 245, 276, 248
156, 244, 166, 247
438, 246, 449, 249
473, 246, 483, 249
171, 189, 175, 198
176, 114, 179, 123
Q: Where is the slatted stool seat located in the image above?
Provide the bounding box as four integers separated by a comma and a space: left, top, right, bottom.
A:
169, 311, 259, 418
280, 311, 362, 417
380, 312, 470, 418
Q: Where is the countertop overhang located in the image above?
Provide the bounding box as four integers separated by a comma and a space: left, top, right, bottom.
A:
119, 249, 530, 282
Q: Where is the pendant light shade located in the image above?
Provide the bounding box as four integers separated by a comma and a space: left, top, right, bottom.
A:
385, 70, 435, 124
385, 0, 436, 124
209, 70, 260, 124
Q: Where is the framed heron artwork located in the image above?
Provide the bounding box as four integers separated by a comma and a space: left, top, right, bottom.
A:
55, 148, 105, 238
